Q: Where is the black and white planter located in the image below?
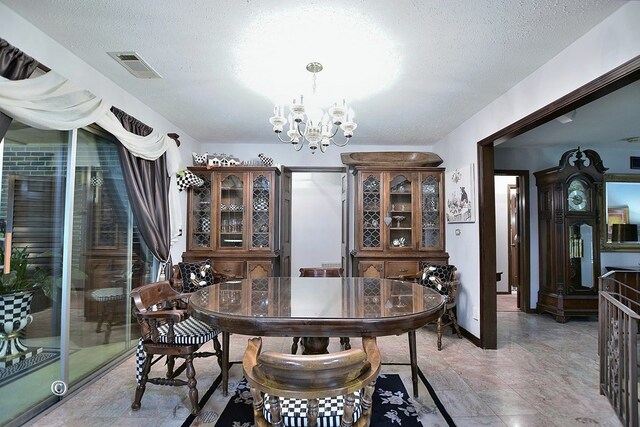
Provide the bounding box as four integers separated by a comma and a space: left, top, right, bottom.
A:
0, 291, 42, 367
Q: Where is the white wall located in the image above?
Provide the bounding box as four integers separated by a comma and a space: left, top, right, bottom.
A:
290, 172, 343, 274
495, 176, 516, 293
434, 2, 640, 338
0, 3, 202, 262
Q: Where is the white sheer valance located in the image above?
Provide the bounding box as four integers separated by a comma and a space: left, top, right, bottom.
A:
0, 71, 177, 162
0, 70, 183, 242
0, 71, 109, 130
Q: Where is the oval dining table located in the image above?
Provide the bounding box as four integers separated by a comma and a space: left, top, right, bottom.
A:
188, 276, 445, 397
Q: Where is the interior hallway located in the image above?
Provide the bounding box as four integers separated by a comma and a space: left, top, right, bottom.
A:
27, 312, 620, 427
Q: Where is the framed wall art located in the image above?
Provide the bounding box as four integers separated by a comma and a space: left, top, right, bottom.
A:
446, 163, 475, 223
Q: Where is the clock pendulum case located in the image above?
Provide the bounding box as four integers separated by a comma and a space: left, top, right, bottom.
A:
534, 147, 608, 322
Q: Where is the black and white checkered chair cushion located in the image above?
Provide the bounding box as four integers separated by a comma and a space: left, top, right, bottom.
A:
90, 287, 125, 302
135, 317, 220, 383
263, 392, 362, 427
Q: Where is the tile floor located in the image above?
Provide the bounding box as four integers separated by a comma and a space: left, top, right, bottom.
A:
26, 312, 622, 427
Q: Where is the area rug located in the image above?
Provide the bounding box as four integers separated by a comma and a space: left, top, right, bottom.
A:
182, 363, 455, 426
0, 347, 58, 387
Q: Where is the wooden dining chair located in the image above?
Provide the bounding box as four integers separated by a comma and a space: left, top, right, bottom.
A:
243, 336, 381, 427
130, 280, 223, 415
399, 263, 463, 350
298, 267, 344, 278
292, 267, 349, 354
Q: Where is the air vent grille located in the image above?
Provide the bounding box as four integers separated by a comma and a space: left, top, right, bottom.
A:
108, 51, 162, 79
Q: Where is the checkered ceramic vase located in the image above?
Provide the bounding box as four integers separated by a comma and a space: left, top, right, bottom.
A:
0, 291, 35, 365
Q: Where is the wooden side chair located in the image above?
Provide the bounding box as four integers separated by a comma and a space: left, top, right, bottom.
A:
130, 280, 223, 415
292, 267, 349, 354
400, 263, 462, 350
243, 336, 381, 427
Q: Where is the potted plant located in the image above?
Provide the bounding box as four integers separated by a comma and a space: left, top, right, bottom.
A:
0, 246, 52, 366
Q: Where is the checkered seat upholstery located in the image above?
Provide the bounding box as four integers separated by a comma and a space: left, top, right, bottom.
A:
243, 337, 380, 427
135, 316, 220, 383
263, 392, 362, 426
130, 280, 223, 416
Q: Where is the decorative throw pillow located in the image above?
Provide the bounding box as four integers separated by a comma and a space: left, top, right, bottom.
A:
178, 260, 215, 293
176, 170, 205, 192
419, 263, 456, 295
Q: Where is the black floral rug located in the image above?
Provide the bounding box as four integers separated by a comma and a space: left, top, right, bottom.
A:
183, 363, 455, 426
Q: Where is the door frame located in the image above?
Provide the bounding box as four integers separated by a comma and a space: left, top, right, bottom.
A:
478, 55, 640, 349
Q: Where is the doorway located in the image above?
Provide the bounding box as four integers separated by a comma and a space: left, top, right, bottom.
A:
477, 56, 640, 349
494, 171, 530, 313
280, 167, 346, 276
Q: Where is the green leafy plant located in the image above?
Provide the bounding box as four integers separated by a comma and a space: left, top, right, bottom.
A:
0, 246, 52, 296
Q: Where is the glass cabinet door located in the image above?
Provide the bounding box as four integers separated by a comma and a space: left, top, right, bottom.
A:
190, 174, 212, 249
567, 220, 595, 291
251, 173, 272, 249
387, 173, 414, 249
420, 173, 442, 250
218, 173, 245, 249
361, 173, 382, 249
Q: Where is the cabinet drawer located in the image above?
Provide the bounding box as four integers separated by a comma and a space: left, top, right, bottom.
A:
385, 261, 418, 278
213, 261, 244, 278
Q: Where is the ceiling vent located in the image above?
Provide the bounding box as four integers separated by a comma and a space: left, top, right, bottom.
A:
108, 51, 162, 79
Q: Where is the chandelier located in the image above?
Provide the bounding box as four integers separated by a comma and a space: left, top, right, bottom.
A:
269, 62, 357, 153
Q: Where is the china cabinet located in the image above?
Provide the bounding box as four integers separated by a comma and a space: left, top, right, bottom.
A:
534, 148, 607, 322
351, 166, 448, 278
183, 166, 280, 278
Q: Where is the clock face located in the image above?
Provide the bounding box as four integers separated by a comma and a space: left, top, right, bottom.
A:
568, 189, 588, 211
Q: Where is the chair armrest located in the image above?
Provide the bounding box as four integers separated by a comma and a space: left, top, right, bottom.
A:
212, 269, 239, 282
136, 309, 187, 324
396, 271, 421, 282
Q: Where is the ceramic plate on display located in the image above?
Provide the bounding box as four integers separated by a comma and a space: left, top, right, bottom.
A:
253, 196, 269, 211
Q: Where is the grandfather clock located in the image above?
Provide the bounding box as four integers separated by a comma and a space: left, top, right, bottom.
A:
534, 148, 607, 322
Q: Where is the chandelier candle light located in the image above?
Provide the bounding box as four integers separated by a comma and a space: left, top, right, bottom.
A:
269, 62, 357, 153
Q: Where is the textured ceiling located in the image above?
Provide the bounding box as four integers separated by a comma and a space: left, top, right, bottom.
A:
1, 0, 625, 146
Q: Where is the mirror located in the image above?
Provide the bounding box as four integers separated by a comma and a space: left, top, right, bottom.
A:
601, 173, 640, 252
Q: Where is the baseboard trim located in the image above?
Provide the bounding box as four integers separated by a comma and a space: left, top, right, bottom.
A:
458, 325, 481, 348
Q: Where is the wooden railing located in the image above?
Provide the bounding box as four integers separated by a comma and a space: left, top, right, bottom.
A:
599, 270, 640, 427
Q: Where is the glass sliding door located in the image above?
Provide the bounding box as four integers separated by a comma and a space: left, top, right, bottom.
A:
68, 127, 151, 384
0, 123, 68, 425
0, 122, 153, 425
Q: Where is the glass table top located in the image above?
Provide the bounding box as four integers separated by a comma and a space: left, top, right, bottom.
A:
188, 277, 444, 320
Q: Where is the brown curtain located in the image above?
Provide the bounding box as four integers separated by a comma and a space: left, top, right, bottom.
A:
0, 38, 40, 139
110, 106, 172, 277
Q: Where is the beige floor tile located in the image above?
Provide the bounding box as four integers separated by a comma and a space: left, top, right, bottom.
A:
23, 312, 624, 427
